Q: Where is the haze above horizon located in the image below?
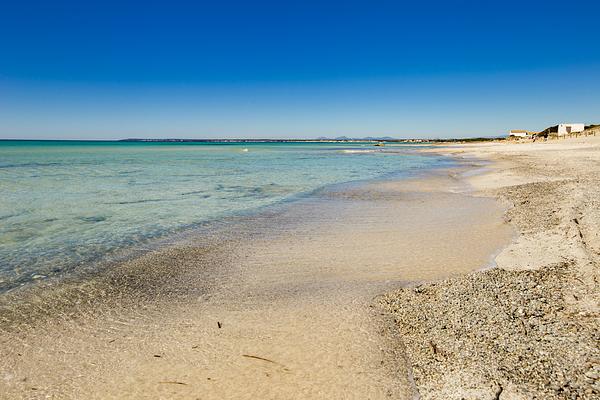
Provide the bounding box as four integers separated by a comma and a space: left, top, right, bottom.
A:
1, 1, 599, 140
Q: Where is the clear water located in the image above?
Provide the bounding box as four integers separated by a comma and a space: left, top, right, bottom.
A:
0, 140, 447, 290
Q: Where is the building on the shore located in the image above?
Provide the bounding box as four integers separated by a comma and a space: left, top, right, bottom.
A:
557, 123, 585, 136
509, 129, 532, 138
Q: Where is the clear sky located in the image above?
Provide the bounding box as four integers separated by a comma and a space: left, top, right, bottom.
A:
1, 0, 599, 139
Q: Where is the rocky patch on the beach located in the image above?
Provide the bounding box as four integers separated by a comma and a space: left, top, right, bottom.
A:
380, 262, 599, 399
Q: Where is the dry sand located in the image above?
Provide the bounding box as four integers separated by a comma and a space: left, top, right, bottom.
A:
381, 135, 600, 399
0, 167, 512, 399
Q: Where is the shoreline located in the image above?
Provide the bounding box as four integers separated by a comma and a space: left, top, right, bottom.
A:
0, 159, 511, 399
381, 136, 600, 399
0, 147, 453, 295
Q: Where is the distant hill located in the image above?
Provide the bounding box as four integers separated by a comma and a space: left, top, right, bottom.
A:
122, 137, 400, 143
119, 136, 502, 143
315, 136, 398, 141
536, 124, 599, 136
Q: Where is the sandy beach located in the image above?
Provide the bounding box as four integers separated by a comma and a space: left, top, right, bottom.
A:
1, 136, 598, 399
2, 1, 598, 398
382, 135, 600, 399
0, 162, 511, 399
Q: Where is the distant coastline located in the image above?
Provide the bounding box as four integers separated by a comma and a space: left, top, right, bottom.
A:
120, 137, 503, 143
119, 137, 424, 143
0, 137, 503, 143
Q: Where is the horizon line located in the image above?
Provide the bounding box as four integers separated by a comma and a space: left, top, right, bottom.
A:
0, 134, 505, 142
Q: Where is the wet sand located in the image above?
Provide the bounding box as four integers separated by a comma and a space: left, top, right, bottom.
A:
0, 167, 512, 399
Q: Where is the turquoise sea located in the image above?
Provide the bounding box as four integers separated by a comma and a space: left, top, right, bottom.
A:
0, 140, 449, 291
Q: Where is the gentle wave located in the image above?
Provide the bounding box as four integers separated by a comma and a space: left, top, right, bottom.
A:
339, 149, 380, 154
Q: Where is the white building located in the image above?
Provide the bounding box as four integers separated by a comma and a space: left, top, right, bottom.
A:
557, 123, 585, 136
509, 129, 531, 138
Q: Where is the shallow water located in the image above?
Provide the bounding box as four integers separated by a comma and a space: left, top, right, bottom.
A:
0, 140, 447, 290
0, 167, 513, 400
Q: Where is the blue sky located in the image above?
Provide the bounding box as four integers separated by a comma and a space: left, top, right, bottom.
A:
1, 0, 599, 139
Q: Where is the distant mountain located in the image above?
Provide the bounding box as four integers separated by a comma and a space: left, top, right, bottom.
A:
116, 137, 501, 143
120, 137, 400, 143
361, 136, 397, 141
315, 136, 398, 141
